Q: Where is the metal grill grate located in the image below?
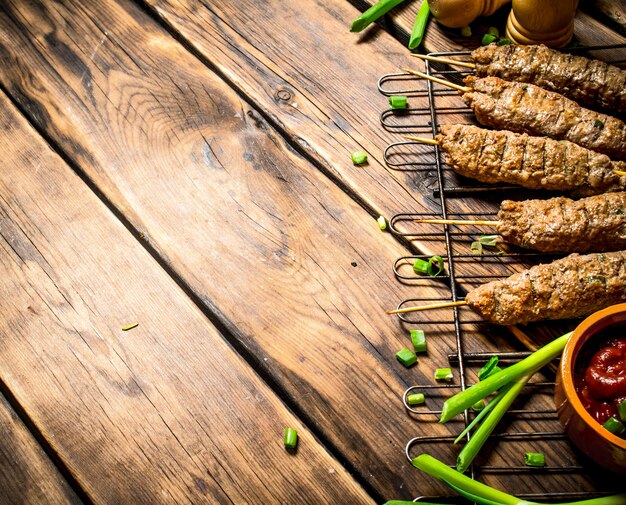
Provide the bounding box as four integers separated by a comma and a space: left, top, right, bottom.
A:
378, 45, 626, 503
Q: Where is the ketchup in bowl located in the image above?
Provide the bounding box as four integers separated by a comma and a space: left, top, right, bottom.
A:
574, 332, 626, 437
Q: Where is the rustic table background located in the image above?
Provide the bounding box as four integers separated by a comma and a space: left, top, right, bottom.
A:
0, 0, 625, 503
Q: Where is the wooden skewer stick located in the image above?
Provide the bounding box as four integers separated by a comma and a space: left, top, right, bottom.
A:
402, 134, 439, 145
386, 300, 467, 315
401, 68, 471, 93
613, 169, 626, 177
411, 53, 477, 70
412, 218, 500, 226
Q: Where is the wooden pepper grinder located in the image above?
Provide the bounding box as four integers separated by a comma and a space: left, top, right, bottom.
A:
505, 0, 579, 47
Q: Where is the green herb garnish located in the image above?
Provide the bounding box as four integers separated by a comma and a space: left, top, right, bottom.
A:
284, 427, 298, 449
524, 452, 546, 467
350, 0, 406, 32
409, 329, 427, 353
396, 347, 418, 367
351, 150, 368, 165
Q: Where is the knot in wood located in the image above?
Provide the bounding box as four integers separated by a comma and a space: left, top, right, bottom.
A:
275, 88, 293, 102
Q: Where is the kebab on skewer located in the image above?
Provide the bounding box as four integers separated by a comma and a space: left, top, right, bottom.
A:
405, 124, 626, 195
412, 192, 626, 253
402, 70, 626, 160
388, 250, 626, 325
413, 44, 626, 114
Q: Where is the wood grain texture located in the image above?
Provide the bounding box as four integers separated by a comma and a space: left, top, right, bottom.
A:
0, 90, 373, 504
0, 393, 81, 505
0, 0, 469, 500
0, 0, 617, 501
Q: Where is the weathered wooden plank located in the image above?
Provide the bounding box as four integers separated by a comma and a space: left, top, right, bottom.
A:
0, 0, 469, 500
0, 393, 81, 505
0, 0, 610, 500
0, 90, 374, 504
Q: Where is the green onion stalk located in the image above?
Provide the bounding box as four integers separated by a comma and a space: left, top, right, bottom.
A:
412, 454, 626, 505
456, 374, 531, 472
350, 0, 407, 32
440, 332, 572, 423
408, 0, 430, 49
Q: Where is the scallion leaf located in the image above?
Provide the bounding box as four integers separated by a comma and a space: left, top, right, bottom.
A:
122, 323, 139, 331
479, 234, 499, 247
388, 95, 408, 109
487, 26, 499, 37
413, 453, 626, 505
440, 332, 572, 423
408, 0, 430, 49
427, 255, 444, 276
478, 356, 500, 380
456, 375, 530, 472
497, 38, 512, 46
471, 241, 483, 255
377, 215, 387, 231
350, 0, 406, 32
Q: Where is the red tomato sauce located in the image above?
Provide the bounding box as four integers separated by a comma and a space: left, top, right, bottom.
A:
574, 336, 626, 433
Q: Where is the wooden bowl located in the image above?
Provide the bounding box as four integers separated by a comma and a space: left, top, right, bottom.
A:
555, 304, 626, 474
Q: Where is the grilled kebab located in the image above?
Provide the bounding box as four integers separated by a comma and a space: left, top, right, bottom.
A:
436, 124, 626, 195
462, 76, 626, 160
465, 250, 626, 325
495, 192, 626, 253
471, 44, 626, 114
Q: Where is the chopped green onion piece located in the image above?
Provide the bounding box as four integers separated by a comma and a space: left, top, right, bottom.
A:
524, 452, 546, 467
470, 241, 482, 255
594, 119, 605, 129
377, 215, 387, 231
408, 0, 430, 49
479, 234, 499, 247
618, 399, 626, 422
497, 38, 512, 46
407, 393, 425, 405
460, 25, 472, 37
350, 0, 406, 32
471, 399, 486, 412
435, 367, 453, 381
284, 427, 298, 449
351, 150, 368, 165
478, 356, 500, 380
396, 347, 418, 367
427, 255, 444, 276
409, 329, 427, 353
440, 332, 572, 423
388, 95, 408, 109
122, 323, 139, 331
603, 416, 625, 436
487, 26, 499, 37
481, 33, 497, 45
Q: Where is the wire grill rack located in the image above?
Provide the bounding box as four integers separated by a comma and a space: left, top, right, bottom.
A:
377, 45, 626, 503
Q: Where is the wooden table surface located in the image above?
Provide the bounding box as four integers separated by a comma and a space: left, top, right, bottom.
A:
1, 0, 625, 503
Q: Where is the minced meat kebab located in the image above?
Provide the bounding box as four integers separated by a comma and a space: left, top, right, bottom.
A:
462, 76, 626, 160
436, 124, 626, 195
471, 44, 626, 114
496, 192, 626, 253
465, 250, 626, 325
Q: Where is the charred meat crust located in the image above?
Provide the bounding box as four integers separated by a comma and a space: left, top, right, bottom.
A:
465, 251, 626, 325
437, 124, 626, 194
472, 44, 626, 113
462, 76, 626, 160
